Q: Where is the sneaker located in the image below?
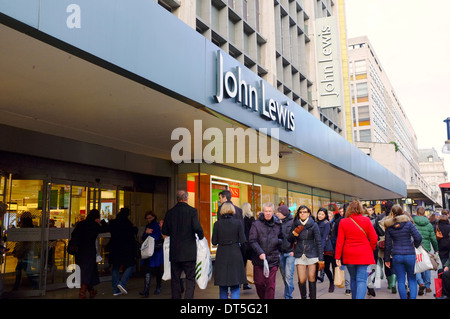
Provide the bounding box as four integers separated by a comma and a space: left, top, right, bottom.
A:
113, 291, 122, 296
426, 288, 432, 293
345, 289, 351, 296
117, 284, 128, 295
367, 288, 376, 297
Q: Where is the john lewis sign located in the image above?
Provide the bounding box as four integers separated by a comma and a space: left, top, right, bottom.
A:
315, 16, 342, 109
213, 51, 296, 132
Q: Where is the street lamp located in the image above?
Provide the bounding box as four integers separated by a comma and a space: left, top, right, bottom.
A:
443, 117, 450, 154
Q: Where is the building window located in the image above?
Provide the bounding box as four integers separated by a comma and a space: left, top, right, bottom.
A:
354, 60, 367, 80
356, 82, 368, 102
358, 105, 370, 126
359, 129, 372, 142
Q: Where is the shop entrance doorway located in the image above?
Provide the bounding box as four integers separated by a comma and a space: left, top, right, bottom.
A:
0, 175, 152, 296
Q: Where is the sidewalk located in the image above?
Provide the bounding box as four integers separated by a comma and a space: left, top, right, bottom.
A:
33, 267, 437, 300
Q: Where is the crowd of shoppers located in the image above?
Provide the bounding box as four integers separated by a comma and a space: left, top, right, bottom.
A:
41, 189, 447, 300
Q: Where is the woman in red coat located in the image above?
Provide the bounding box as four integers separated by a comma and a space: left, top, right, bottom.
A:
335, 201, 377, 299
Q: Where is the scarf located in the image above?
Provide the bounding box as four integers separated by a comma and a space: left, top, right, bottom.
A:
300, 217, 309, 226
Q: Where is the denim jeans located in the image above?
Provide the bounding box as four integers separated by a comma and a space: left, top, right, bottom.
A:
392, 254, 417, 299
279, 252, 295, 299
346, 264, 369, 299
416, 269, 431, 288
112, 264, 135, 294
219, 285, 240, 299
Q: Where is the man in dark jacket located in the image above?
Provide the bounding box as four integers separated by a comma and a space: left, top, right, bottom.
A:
217, 190, 244, 222
249, 202, 282, 299
109, 207, 138, 295
162, 190, 204, 299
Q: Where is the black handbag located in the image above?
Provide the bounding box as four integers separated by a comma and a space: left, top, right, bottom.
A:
154, 237, 164, 251
67, 236, 80, 255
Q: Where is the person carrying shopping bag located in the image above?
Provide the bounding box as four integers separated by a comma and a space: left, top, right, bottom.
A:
384, 205, 422, 299
335, 201, 378, 299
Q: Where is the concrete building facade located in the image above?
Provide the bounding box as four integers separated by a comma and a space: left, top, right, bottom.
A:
347, 36, 439, 211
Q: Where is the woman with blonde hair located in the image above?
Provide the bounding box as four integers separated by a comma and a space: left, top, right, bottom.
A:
335, 201, 378, 299
212, 202, 247, 299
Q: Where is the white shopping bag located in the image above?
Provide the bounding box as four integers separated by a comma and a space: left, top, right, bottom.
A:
263, 258, 270, 278
161, 237, 185, 281
195, 236, 212, 289
414, 245, 433, 274
162, 237, 171, 281
140, 236, 155, 259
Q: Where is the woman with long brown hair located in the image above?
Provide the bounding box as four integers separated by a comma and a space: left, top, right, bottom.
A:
288, 205, 324, 299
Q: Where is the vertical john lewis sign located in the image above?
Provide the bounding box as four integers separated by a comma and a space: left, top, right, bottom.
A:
315, 16, 342, 109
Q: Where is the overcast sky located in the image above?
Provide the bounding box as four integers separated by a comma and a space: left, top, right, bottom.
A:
345, 0, 450, 176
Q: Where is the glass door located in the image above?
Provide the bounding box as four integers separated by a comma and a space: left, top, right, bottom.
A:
2, 178, 46, 297
45, 183, 118, 287
96, 186, 116, 276
45, 183, 74, 289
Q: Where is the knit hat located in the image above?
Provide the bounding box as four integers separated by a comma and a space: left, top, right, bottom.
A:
277, 205, 290, 217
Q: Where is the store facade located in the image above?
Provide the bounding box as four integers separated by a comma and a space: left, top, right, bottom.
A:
0, 1, 406, 295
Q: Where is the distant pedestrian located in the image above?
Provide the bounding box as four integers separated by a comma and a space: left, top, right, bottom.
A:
288, 205, 324, 299
366, 205, 378, 297
374, 201, 397, 293
384, 205, 422, 299
12, 212, 38, 291
70, 209, 109, 299
249, 202, 282, 299
436, 254, 450, 299
437, 214, 450, 272
212, 202, 247, 299
335, 201, 377, 299
109, 207, 138, 296
413, 206, 439, 296
429, 213, 438, 231
316, 207, 335, 293
217, 190, 244, 223
161, 190, 204, 299
140, 210, 164, 297
276, 204, 295, 299
241, 202, 255, 289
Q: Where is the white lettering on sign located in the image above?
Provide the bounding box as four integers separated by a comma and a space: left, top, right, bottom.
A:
66, 4, 81, 29
315, 16, 342, 109
214, 51, 295, 132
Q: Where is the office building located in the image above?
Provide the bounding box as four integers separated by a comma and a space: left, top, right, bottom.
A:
348, 36, 438, 211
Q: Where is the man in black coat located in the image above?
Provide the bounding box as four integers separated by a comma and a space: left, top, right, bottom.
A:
162, 190, 204, 299
109, 208, 138, 295
217, 190, 244, 222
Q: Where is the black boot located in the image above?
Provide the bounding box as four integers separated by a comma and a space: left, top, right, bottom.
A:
139, 273, 151, 298
317, 271, 324, 282
309, 281, 317, 299
298, 282, 307, 299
